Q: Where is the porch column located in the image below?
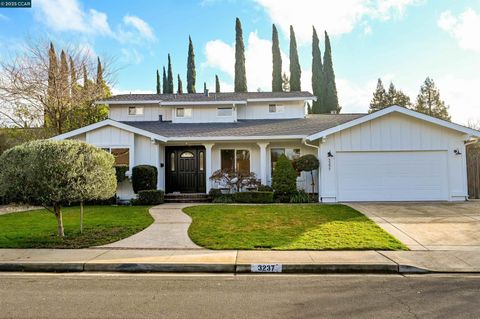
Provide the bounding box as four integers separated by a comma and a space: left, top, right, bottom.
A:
204, 143, 214, 193
257, 142, 269, 185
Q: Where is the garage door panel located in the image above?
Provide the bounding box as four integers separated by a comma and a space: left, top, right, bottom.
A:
337, 151, 449, 202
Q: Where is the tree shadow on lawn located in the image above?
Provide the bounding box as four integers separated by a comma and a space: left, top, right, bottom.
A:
184, 204, 408, 250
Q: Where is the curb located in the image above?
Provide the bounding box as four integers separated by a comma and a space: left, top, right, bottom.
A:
0, 262, 434, 274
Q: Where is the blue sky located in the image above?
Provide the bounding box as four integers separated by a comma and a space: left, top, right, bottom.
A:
0, 0, 479, 124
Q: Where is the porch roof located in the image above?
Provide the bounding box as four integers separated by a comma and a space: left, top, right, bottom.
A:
121, 114, 364, 139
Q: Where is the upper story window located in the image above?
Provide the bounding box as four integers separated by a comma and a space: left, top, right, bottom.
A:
217, 107, 233, 117
128, 106, 144, 116
268, 104, 284, 113
176, 107, 192, 118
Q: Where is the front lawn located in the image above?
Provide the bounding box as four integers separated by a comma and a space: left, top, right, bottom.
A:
184, 204, 407, 250
0, 205, 153, 248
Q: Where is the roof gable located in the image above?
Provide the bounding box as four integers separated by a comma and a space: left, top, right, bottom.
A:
306, 105, 480, 141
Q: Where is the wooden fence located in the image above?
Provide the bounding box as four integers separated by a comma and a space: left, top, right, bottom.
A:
467, 145, 480, 199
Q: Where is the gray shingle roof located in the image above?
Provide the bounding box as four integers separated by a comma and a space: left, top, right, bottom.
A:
121, 114, 365, 138
102, 91, 314, 103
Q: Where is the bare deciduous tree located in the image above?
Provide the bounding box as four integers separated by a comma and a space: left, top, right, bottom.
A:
0, 40, 115, 134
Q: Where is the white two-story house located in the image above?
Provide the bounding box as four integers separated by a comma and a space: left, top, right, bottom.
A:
54, 90, 480, 202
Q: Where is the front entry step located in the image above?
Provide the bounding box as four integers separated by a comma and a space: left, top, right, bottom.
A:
164, 193, 210, 203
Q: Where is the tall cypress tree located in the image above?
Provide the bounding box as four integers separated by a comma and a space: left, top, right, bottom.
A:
215, 75, 220, 93
96, 57, 103, 86
187, 36, 196, 93
59, 50, 69, 102
323, 31, 340, 113
69, 56, 76, 87
156, 69, 161, 94
414, 77, 450, 121
46, 43, 58, 127
162, 67, 167, 94
167, 54, 174, 93
203, 82, 207, 92
82, 65, 88, 88
177, 74, 183, 94
272, 24, 282, 92
311, 26, 324, 113
234, 17, 247, 92
289, 26, 301, 92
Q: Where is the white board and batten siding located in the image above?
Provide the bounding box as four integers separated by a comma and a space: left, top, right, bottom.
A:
109, 104, 161, 122
83, 125, 162, 200
319, 112, 468, 202
238, 101, 305, 120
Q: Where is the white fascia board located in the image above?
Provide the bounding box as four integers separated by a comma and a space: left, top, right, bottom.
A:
166, 135, 306, 142
161, 101, 246, 106
247, 96, 316, 102
306, 105, 480, 141
95, 100, 161, 105
51, 119, 168, 142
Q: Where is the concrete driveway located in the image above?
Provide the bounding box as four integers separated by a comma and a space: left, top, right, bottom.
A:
348, 201, 480, 251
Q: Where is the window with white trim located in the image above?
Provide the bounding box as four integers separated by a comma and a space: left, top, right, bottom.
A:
128, 106, 144, 115
268, 104, 284, 113
271, 148, 300, 173
176, 107, 192, 118
217, 107, 233, 117
101, 147, 130, 167
221, 149, 250, 173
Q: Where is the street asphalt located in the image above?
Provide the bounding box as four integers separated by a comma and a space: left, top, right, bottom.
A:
0, 273, 479, 318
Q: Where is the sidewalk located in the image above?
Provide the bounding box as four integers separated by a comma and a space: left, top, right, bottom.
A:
1, 248, 480, 274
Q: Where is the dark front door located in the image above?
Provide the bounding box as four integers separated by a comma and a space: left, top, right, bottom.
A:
165, 146, 206, 193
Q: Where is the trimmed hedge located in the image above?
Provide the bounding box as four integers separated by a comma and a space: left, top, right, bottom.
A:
135, 190, 164, 205
212, 194, 235, 203
234, 191, 274, 203
132, 165, 157, 193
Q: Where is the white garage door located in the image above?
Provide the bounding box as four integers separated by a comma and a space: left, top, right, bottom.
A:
336, 151, 449, 202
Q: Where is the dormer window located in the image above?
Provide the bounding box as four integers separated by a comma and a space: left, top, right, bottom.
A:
176, 107, 192, 118
268, 104, 283, 113
128, 106, 144, 115
217, 107, 233, 117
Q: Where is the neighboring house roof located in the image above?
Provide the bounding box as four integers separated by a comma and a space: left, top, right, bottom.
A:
121, 114, 364, 140
306, 105, 480, 141
98, 91, 315, 105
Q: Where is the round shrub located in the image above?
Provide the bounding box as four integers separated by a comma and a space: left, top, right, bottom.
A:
294, 154, 319, 172
132, 165, 158, 193
272, 154, 297, 202
115, 165, 129, 183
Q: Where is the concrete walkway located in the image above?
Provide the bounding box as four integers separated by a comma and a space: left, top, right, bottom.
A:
101, 203, 202, 249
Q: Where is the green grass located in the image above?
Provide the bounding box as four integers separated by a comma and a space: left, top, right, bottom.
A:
0, 205, 153, 248
183, 204, 407, 250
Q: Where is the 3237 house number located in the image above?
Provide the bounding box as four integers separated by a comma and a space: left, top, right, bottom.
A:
251, 264, 282, 273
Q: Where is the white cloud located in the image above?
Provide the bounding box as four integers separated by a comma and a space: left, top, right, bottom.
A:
34, 0, 155, 42
120, 48, 143, 65
253, 0, 418, 43
123, 15, 156, 41
438, 9, 480, 52
203, 32, 292, 91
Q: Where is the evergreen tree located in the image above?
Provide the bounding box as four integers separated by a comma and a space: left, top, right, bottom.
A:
167, 54, 174, 94
177, 74, 183, 94
289, 25, 301, 92
414, 77, 450, 121
369, 78, 387, 113
187, 36, 196, 93
323, 31, 340, 113
69, 56, 77, 87
96, 57, 103, 86
311, 26, 324, 113
59, 50, 69, 105
156, 69, 161, 94
204, 82, 207, 92
385, 82, 396, 106
215, 75, 220, 93
271, 24, 282, 92
162, 67, 167, 94
282, 72, 290, 92
46, 43, 58, 127
82, 64, 89, 88
234, 17, 247, 92
393, 90, 411, 108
